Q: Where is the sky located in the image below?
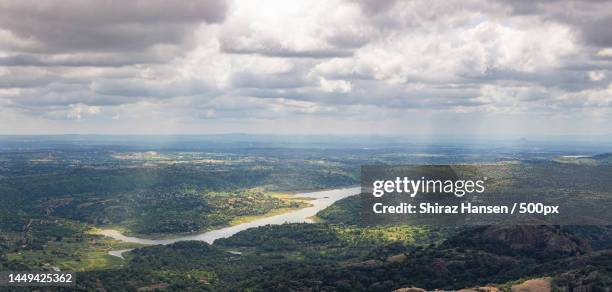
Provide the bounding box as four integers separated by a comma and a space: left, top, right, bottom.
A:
0, 0, 611, 136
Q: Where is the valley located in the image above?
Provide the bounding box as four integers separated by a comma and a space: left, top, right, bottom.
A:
0, 136, 611, 290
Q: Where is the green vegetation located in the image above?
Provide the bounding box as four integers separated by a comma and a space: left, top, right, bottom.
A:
6, 237, 129, 272
0, 216, 142, 272
3, 167, 350, 236
1, 144, 612, 290
316, 194, 363, 224
0, 147, 356, 272
553, 153, 612, 165
69, 224, 612, 291
57, 186, 310, 236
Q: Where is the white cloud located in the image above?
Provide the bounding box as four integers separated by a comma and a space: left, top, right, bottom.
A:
0, 0, 611, 135
597, 48, 612, 57
66, 104, 101, 120
319, 78, 352, 93
588, 71, 606, 81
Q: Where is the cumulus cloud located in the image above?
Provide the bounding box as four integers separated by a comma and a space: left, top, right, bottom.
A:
498, 0, 612, 47
218, 0, 371, 59
589, 71, 606, 81
0, 0, 227, 53
66, 104, 101, 120
0, 0, 611, 135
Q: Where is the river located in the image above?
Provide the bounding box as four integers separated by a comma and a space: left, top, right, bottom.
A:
99, 187, 360, 257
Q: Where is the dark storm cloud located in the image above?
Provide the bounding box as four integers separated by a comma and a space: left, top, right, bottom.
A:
0, 0, 228, 53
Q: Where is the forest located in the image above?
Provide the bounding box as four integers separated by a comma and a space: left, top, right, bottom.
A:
1, 139, 611, 291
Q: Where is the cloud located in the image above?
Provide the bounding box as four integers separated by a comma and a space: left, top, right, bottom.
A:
0, 52, 172, 67
352, 0, 399, 16
66, 103, 101, 120
597, 48, 612, 58
218, 0, 367, 58
319, 78, 352, 93
498, 0, 612, 47
90, 78, 214, 99
220, 44, 354, 59
589, 71, 606, 81
0, 0, 228, 53
1, 0, 611, 135
0, 67, 57, 88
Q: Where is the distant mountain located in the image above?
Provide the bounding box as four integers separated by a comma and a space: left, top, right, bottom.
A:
554, 153, 612, 165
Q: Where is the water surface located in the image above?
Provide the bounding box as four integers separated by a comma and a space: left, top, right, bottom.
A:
100, 187, 360, 256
